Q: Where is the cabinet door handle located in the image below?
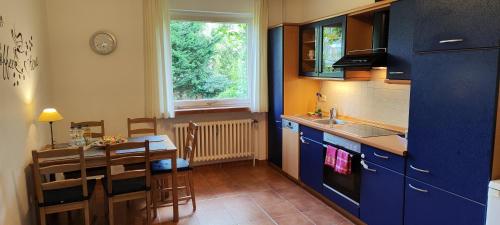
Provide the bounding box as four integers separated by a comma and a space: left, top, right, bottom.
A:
389, 71, 404, 75
300, 136, 309, 145
439, 39, 464, 44
373, 152, 389, 159
410, 164, 430, 174
276, 120, 282, 123
409, 183, 429, 193
361, 160, 377, 172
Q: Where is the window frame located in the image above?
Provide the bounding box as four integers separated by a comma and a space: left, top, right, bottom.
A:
169, 10, 254, 110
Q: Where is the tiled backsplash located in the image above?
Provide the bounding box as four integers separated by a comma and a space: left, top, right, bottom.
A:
319, 70, 411, 128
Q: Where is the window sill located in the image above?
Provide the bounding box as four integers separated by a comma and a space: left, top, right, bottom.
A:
175, 107, 251, 116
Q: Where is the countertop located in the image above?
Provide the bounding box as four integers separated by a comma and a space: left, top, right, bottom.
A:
281, 115, 408, 156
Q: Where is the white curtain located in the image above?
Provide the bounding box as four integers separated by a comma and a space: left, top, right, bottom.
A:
144, 0, 175, 118
251, 0, 269, 113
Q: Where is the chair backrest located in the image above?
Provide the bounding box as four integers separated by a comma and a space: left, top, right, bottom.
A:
105, 141, 150, 195
182, 122, 199, 164
32, 147, 87, 205
127, 117, 157, 138
71, 120, 105, 138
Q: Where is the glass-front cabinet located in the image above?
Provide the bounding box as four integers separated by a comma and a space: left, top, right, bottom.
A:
300, 24, 317, 76
300, 16, 346, 78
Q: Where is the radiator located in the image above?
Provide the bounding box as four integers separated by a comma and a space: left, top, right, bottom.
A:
174, 119, 255, 164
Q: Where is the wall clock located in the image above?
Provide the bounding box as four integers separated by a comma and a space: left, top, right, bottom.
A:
90, 31, 117, 55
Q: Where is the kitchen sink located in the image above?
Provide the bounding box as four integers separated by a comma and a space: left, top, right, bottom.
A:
313, 118, 346, 125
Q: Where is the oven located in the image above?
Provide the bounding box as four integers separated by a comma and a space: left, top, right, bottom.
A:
322, 133, 362, 205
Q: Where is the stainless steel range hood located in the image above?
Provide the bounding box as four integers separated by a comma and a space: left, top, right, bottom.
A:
333, 10, 390, 70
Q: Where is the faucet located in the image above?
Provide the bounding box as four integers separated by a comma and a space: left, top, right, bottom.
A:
329, 107, 337, 125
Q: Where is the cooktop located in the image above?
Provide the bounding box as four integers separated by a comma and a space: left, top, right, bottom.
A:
335, 123, 401, 138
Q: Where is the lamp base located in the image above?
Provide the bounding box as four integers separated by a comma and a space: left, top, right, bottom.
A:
49, 121, 55, 149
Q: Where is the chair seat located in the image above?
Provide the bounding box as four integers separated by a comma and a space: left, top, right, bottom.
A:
102, 177, 149, 196
151, 158, 191, 175
40, 179, 97, 207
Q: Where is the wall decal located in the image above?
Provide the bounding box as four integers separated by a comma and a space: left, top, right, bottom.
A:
0, 15, 39, 87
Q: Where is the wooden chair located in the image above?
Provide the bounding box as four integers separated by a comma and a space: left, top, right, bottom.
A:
127, 117, 157, 138
125, 117, 157, 171
71, 120, 105, 138
65, 120, 106, 179
104, 141, 152, 225
32, 147, 96, 225
151, 122, 199, 216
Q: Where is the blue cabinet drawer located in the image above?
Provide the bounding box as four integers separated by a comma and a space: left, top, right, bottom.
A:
361, 145, 405, 173
404, 177, 486, 225
414, 0, 500, 52
299, 125, 323, 143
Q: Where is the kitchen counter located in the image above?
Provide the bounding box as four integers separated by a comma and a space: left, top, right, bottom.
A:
282, 115, 408, 156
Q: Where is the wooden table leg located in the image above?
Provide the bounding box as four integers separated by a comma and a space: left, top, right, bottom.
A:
171, 154, 179, 222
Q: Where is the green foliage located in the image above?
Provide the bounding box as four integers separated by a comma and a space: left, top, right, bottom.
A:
170, 20, 248, 100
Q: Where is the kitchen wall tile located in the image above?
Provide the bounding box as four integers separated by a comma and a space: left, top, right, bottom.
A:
319, 70, 410, 128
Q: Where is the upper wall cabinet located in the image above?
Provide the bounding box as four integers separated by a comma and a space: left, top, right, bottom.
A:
300, 16, 347, 79
386, 0, 415, 80
414, 0, 500, 52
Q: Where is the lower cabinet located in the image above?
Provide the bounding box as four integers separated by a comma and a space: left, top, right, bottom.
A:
299, 136, 324, 194
360, 160, 404, 225
404, 177, 486, 225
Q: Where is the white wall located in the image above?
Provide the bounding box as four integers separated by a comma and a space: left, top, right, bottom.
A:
268, 0, 374, 26
0, 0, 51, 224
46, 0, 146, 141
319, 70, 411, 128
301, 0, 374, 22
171, 0, 252, 13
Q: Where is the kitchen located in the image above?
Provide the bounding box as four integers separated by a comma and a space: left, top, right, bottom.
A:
1, 0, 499, 224
268, 0, 500, 225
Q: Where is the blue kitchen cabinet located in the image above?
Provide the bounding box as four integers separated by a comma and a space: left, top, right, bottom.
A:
404, 177, 486, 225
299, 126, 324, 193
361, 145, 405, 173
267, 26, 284, 167
407, 49, 499, 204
386, 0, 414, 80
413, 0, 500, 52
360, 160, 404, 225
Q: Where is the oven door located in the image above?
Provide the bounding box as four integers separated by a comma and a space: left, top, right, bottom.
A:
322, 144, 361, 203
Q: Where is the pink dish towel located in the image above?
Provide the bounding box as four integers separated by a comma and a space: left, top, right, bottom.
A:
334, 149, 352, 175
324, 145, 338, 168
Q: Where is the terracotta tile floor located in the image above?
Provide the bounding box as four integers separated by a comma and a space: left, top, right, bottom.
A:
47, 161, 355, 225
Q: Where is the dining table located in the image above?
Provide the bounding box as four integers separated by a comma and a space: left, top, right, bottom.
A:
35, 134, 180, 222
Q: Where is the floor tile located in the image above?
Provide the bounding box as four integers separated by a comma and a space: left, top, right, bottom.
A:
47, 161, 357, 225
260, 201, 300, 218
273, 213, 314, 225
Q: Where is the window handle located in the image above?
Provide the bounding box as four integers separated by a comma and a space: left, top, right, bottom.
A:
373, 152, 389, 159
439, 39, 464, 44
409, 183, 429, 193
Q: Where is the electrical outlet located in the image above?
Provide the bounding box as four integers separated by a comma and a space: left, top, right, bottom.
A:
320, 95, 327, 102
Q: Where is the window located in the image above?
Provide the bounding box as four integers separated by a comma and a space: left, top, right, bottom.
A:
170, 14, 252, 110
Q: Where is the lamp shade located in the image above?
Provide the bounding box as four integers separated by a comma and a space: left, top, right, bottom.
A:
38, 108, 64, 122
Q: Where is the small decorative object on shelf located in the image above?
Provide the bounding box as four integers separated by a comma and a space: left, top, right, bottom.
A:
308, 50, 315, 60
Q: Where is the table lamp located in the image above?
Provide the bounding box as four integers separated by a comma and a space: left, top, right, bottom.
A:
38, 108, 64, 149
